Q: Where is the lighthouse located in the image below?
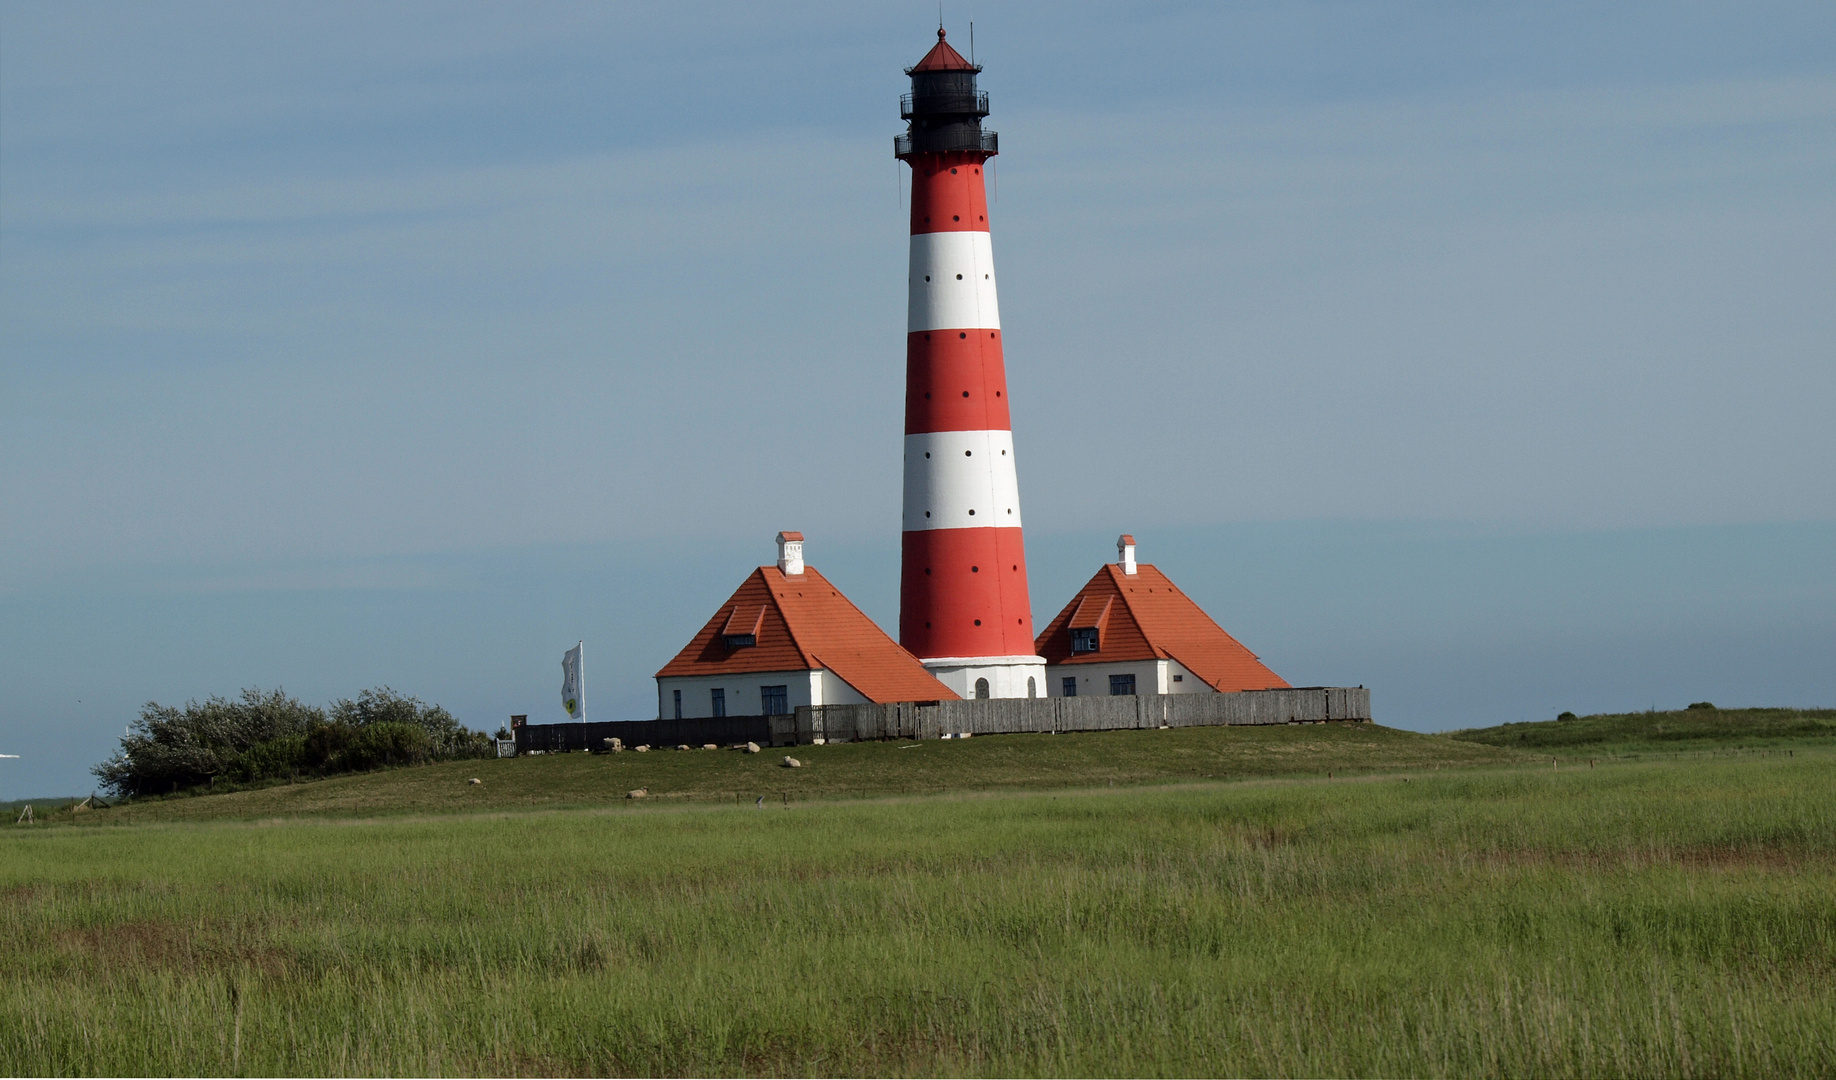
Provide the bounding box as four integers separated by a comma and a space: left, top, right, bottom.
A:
895, 28, 1046, 701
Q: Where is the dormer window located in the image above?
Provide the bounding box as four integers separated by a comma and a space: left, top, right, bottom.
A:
1066, 594, 1111, 654
722, 604, 765, 651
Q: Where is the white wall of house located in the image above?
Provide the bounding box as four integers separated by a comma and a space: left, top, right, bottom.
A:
655, 668, 867, 719
1045, 657, 1209, 698
816, 669, 871, 707
1163, 658, 1207, 693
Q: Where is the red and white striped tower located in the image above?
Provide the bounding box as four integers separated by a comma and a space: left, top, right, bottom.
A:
895, 28, 1046, 700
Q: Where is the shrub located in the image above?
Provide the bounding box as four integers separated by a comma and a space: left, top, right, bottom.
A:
338, 721, 434, 771
1557, 711, 1578, 722
1688, 701, 1717, 711
94, 686, 485, 798
330, 687, 489, 759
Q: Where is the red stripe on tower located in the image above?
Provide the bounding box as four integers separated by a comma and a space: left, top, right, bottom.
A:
895, 28, 1046, 701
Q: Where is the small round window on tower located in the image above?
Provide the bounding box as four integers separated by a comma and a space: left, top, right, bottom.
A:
971, 566, 979, 573
953, 215, 959, 221
956, 274, 963, 280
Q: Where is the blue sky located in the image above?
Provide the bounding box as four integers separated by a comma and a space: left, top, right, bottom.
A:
2, 2, 1832, 798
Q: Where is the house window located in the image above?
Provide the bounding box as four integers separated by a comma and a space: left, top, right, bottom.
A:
1062, 677, 1077, 697
974, 678, 990, 699
761, 685, 789, 716
673, 689, 682, 720
1027, 676, 1036, 698
724, 633, 756, 649
1173, 674, 1183, 683
1070, 627, 1099, 653
1109, 674, 1136, 696
711, 688, 726, 718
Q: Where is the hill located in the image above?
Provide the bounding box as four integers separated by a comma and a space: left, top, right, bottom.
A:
56, 722, 1518, 826
1446, 706, 1836, 757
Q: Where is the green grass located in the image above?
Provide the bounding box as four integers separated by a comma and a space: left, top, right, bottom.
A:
57, 722, 1520, 825
4, 750, 1833, 1076
1447, 707, 1836, 759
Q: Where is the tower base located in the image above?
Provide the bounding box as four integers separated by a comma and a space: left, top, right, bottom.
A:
921, 655, 1048, 700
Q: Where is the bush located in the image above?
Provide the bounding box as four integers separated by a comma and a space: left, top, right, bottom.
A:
1688, 701, 1717, 711
1557, 711, 1578, 722
94, 686, 486, 798
340, 722, 434, 771
330, 687, 490, 760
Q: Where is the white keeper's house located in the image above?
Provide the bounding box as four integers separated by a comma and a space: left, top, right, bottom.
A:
655, 532, 958, 720
1035, 536, 1290, 699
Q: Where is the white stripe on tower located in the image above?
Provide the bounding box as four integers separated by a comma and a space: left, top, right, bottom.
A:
907, 233, 1000, 332
901, 429, 1022, 530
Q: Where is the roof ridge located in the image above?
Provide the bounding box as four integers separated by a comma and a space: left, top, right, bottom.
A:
757, 565, 818, 670
1102, 564, 1166, 659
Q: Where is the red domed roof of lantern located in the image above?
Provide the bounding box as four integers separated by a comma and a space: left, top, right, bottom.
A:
908, 27, 977, 73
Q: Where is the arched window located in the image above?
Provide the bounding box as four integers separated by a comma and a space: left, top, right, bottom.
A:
974, 678, 990, 699
1027, 676, 1037, 698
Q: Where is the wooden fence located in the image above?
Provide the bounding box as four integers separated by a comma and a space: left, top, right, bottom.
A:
514, 688, 1370, 752
776, 687, 1370, 746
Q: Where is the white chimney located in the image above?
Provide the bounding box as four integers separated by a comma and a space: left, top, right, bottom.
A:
776, 531, 805, 576
1117, 534, 1137, 575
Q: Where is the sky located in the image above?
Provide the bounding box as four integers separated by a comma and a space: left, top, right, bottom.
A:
2, 1, 1832, 798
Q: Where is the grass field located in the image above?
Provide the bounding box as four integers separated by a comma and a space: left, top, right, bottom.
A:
1449, 707, 1836, 759
4, 729, 1834, 1076
52, 722, 1520, 825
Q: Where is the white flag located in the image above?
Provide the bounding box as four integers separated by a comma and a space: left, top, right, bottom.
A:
560, 641, 583, 720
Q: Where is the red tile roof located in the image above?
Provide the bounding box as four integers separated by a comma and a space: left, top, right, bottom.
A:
1035, 564, 1289, 692
909, 28, 976, 73
656, 565, 958, 702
